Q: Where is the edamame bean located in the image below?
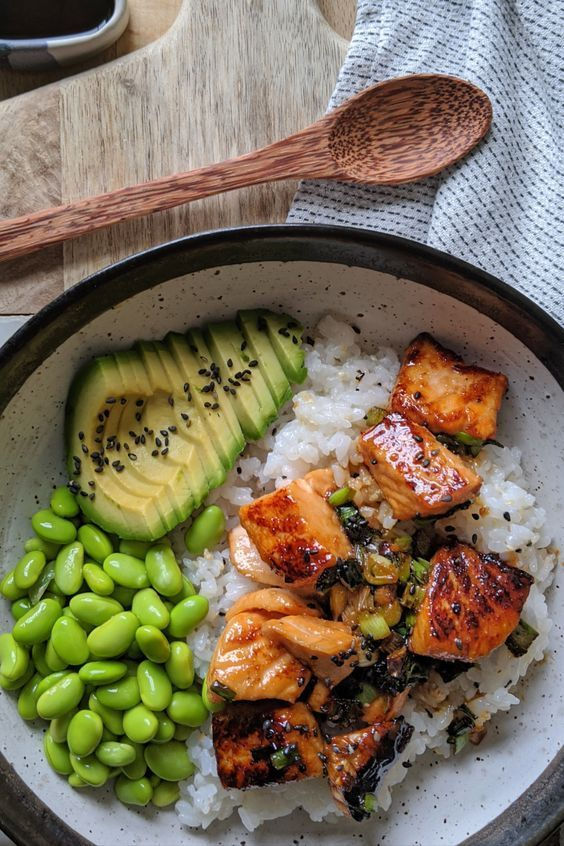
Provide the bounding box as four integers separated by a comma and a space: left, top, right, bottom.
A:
14, 550, 46, 591
202, 672, 225, 714
153, 713, 175, 744
95, 741, 136, 768
120, 741, 146, 779
69, 593, 124, 627
67, 709, 104, 757
131, 588, 170, 630
119, 539, 151, 559
184, 506, 225, 556
82, 562, 114, 596
0, 570, 26, 601
96, 675, 140, 711
135, 625, 170, 663
167, 691, 208, 727
152, 780, 180, 807
13, 598, 62, 645
17, 672, 44, 720
144, 740, 195, 781
44, 731, 73, 775
145, 544, 183, 597
37, 672, 84, 719
24, 536, 60, 559
69, 752, 110, 787
87, 611, 139, 658
173, 723, 192, 741
79, 661, 127, 686
45, 637, 68, 671
0, 662, 34, 690
137, 660, 172, 711
115, 774, 152, 806
50, 486, 80, 519
103, 553, 149, 590
165, 642, 194, 690
50, 709, 76, 743
169, 575, 196, 604
32, 510, 76, 545
54, 542, 84, 595
11, 597, 32, 620
110, 585, 136, 608
50, 616, 89, 666
88, 692, 123, 736
32, 643, 52, 677
77, 525, 113, 563
123, 704, 159, 744
168, 595, 209, 638
0, 632, 29, 680
35, 670, 70, 699
68, 773, 89, 789
28, 563, 56, 605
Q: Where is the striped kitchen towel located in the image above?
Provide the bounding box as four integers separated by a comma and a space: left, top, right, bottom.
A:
288, 0, 563, 324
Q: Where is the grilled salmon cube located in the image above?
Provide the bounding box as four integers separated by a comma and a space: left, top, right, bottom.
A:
229, 525, 287, 588
359, 413, 482, 520
239, 477, 353, 590
225, 588, 322, 621
325, 717, 414, 820
390, 333, 508, 440
262, 615, 359, 688
409, 542, 533, 662
207, 611, 310, 705
212, 701, 324, 789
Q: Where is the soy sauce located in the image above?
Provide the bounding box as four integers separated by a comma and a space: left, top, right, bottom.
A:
0, 0, 115, 39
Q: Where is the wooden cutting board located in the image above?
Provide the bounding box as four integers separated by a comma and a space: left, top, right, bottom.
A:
0, 0, 355, 315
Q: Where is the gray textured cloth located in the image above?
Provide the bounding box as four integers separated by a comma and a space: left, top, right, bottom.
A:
288, 0, 563, 324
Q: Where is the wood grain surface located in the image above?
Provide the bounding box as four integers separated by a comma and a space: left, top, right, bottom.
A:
0, 0, 355, 315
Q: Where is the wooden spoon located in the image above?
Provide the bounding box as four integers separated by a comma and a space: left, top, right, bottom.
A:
0, 74, 491, 262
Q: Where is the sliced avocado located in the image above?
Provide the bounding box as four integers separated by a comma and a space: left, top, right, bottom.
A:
237, 310, 292, 407
165, 331, 245, 469
255, 309, 307, 384
66, 310, 307, 540
204, 321, 278, 441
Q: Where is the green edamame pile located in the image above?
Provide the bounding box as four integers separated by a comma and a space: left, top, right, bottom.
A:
0, 488, 224, 810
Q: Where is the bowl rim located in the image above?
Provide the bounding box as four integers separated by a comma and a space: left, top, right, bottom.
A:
0, 223, 562, 846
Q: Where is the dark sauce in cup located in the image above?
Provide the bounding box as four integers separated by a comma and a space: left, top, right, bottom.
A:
0, 0, 115, 39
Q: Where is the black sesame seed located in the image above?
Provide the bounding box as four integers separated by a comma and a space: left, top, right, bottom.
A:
98, 414, 104, 423
472, 513, 480, 520
168, 426, 177, 432
160, 430, 168, 438
204, 402, 211, 408
112, 460, 120, 468
292, 335, 298, 345
503, 511, 511, 521
181, 412, 189, 420
413, 435, 423, 443
89, 493, 95, 501
151, 449, 159, 457
156, 438, 162, 447
472, 533, 478, 544
183, 383, 189, 393
135, 412, 142, 422
94, 467, 104, 474
248, 359, 258, 367
202, 385, 211, 393
198, 368, 207, 375
81, 444, 89, 454
96, 425, 104, 434
88, 481, 95, 488
161, 448, 168, 456
116, 465, 124, 472
240, 340, 247, 351
140, 435, 146, 445
211, 403, 219, 410
168, 396, 174, 407
80, 491, 88, 498
135, 399, 144, 407
128, 453, 137, 461
414, 391, 422, 399
120, 397, 127, 405
78, 431, 84, 441
223, 385, 230, 393
230, 388, 236, 395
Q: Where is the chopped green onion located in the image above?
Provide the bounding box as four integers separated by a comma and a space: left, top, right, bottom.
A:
447, 703, 475, 754
359, 612, 391, 640
365, 407, 387, 427
400, 583, 426, 609
394, 534, 412, 552
362, 793, 377, 813
210, 680, 236, 702
451, 732, 470, 754
405, 611, 417, 628
357, 682, 379, 705
363, 553, 398, 585
328, 486, 352, 507
397, 556, 412, 583
270, 744, 300, 770
506, 618, 539, 657
411, 557, 431, 583
455, 431, 484, 447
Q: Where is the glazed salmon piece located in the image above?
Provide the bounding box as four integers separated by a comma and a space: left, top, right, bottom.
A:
359, 413, 482, 520
325, 717, 414, 820
390, 333, 508, 440
304, 467, 338, 498
212, 701, 324, 789
229, 525, 287, 587
409, 542, 533, 662
262, 615, 359, 688
225, 588, 322, 621
239, 477, 353, 590
207, 611, 310, 705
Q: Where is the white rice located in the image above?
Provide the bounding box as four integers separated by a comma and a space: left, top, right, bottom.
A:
175, 315, 557, 832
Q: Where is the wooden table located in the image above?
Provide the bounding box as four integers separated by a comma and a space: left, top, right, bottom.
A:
0, 0, 355, 316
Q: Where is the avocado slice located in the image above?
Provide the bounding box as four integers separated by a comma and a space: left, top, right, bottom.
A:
66, 310, 307, 540
255, 309, 307, 384
237, 310, 292, 408
204, 321, 278, 441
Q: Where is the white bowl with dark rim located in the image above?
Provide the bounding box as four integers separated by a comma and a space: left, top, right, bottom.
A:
0, 225, 562, 846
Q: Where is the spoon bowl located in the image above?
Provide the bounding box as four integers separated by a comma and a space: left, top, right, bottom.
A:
0, 74, 492, 261
327, 75, 492, 183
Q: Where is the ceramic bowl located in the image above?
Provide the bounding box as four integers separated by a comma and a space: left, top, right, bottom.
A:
0, 225, 562, 846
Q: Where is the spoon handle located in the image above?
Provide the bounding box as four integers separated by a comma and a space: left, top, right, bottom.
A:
0, 127, 335, 263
